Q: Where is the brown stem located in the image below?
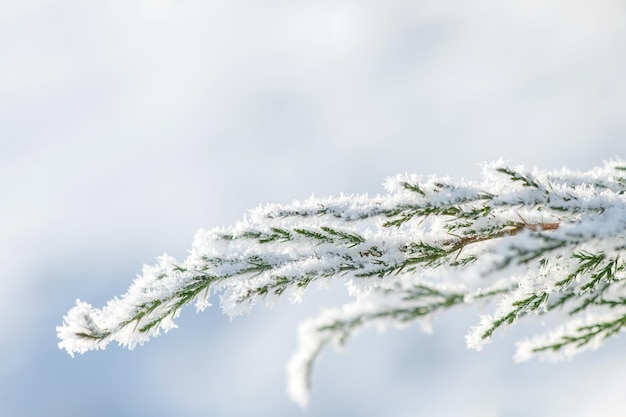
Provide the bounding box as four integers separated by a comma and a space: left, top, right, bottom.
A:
443, 221, 560, 252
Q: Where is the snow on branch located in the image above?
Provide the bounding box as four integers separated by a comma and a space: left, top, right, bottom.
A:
57, 159, 626, 406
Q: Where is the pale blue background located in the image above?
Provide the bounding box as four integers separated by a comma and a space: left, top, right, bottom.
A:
2, 1, 626, 416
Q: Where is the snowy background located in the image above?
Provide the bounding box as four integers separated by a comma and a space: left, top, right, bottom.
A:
3, 0, 626, 416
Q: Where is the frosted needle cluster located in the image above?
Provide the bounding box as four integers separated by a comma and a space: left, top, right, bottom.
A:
58, 160, 626, 406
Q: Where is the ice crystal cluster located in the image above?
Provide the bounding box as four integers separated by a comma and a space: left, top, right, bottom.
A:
58, 160, 626, 406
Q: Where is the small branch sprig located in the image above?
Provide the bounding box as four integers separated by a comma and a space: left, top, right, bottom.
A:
57, 159, 626, 406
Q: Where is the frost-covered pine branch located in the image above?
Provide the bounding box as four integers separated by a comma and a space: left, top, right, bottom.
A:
58, 160, 626, 406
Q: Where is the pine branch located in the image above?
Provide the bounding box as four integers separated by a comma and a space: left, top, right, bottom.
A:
57, 159, 626, 406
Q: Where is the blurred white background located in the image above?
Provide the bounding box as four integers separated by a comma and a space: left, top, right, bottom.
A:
2, 0, 626, 416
